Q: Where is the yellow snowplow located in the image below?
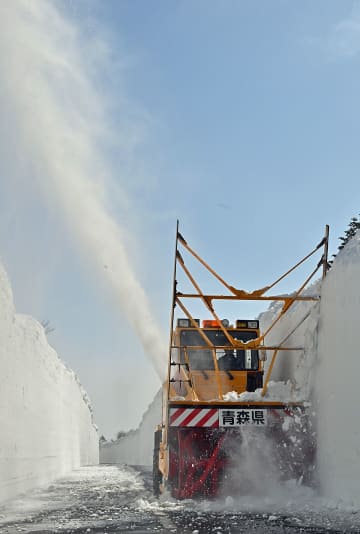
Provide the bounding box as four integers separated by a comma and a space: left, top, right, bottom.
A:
153, 224, 329, 499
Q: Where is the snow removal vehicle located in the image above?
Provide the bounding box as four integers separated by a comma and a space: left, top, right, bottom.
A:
153, 224, 329, 499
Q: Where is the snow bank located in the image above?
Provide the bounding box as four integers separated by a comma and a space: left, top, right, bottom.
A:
315, 231, 360, 503
0, 264, 98, 503
223, 380, 302, 403
100, 390, 162, 466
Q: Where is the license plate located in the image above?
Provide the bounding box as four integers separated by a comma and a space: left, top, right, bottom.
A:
219, 408, 267, 427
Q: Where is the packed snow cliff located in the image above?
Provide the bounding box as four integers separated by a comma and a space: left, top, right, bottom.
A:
315, 231, 360, 503
0, 263, 99, 503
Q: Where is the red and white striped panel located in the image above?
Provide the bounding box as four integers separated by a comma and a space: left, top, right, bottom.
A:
169, 407, 219, 428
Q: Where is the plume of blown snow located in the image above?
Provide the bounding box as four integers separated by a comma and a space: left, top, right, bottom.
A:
0, 0, 166, 379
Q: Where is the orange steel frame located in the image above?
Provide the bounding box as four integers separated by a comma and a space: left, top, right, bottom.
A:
166, 222, 329, 400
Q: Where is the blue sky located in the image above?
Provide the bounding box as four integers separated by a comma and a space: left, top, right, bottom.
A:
93, 0, 360, 258
1, 1, 360, 436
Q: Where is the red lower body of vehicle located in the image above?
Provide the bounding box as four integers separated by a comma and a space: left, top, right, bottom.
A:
161, 404, 315, 500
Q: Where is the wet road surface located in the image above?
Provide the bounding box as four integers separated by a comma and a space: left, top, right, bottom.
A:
0, 465, 359, 533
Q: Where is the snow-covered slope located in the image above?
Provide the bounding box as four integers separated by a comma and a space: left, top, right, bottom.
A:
0, 264, 99, 503
100, 390, 162, 466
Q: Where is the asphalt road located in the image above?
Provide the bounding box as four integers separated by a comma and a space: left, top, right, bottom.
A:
0, 465, 359, 534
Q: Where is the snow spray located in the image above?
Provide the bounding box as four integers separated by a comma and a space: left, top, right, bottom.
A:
221, 428, 287, 499
0, 1, 166, 379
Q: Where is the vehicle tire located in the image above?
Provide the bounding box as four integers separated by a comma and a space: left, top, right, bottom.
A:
153, 429, 163, 497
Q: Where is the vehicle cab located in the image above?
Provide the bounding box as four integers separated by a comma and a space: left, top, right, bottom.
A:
169, 318, 264, 401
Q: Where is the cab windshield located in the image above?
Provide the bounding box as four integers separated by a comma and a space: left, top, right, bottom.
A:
179, 329, 259, 371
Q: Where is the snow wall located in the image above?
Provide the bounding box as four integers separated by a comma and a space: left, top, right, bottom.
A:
100, 390, 162, 466
0, 264, 99, 503
315, 232, 360, 504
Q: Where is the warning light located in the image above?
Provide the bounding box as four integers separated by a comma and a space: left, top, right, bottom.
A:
202, 319, 220, 328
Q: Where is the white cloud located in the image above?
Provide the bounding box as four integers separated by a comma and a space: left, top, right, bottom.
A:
329, 4, 360, 59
